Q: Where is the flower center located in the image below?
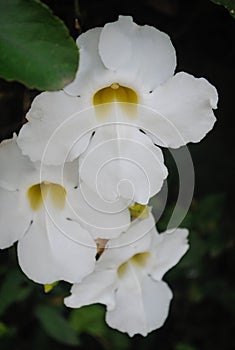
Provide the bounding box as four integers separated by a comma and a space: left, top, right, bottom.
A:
93, 83, 138, 119
110, 83, 120, 90
27, 182, 66, 211
118, 252, 150, 278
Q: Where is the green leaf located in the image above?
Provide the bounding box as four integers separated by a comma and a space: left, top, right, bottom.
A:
211, 0, 235, 17
0, 269, 33, 316
175, 343, 196, 350
193, 193, 226, 230
36, 304, 80, 346
0, 322, 8, 337
70, 305, 107, 337
70, 305, 129, 350
0, 0, 78, 90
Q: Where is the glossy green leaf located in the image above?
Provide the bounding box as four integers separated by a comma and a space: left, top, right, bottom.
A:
0, 0, 78, 90
211, 0, 235, 17
36, 304, 80, 346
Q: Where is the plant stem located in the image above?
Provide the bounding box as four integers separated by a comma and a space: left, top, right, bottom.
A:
74, 0, 81, 32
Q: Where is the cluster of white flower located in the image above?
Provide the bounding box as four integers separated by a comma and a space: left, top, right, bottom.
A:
0, 16, 217, 336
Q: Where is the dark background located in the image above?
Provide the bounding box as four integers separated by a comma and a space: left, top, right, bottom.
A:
0, 0, 234, 349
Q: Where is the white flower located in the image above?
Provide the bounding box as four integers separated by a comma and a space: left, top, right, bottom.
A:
17, 90, 92, 165
0, 136, 99, 284
78, 124, 168, 204
17, 15, 217, 167
64, 212, 189, 337
68, 181, 131, 240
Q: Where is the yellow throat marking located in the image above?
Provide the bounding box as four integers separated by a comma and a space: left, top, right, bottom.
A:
27, 182, 66, 211
93, 83, 138, 119
118, 252, 150, 278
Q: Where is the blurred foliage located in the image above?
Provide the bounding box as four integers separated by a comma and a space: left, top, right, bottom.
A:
0, 268, 33, 316
36, 304, 80, 346
211, 0, 235, 17
70, 305, 129, 349
0, 0, 78, 90
0, 0, 234, 349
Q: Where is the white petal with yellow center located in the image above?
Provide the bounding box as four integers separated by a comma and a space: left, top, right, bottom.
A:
65, 213, 189, 336
0, 137, 96, 284
17, 17, 217, 168
65, 16, 176, 97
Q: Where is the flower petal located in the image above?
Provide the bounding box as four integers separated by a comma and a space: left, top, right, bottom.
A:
0, 187, 32, 249
98, 16, 133, 71
64, 270, 117, 310
99, 212, 155, 268
98, 16, 176, 91
0, 138, 79, 191
65, 213, 174, 337
67, 182, 131, 240
17, 91, 92, 164
79, 125, 168, 204
0, 136, 35, 190
106, 273, 172, 336
65, 27, 108, 97
38, 158, 80, 190
142, 72, 217, 148
151, 228, 189, 281
17, 208, 96, 284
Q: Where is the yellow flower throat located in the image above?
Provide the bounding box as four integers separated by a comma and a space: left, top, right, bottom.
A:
27, 182, 66, 211
93, 83, 138, 119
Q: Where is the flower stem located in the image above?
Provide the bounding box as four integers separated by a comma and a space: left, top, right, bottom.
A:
74, 0, 81, 32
